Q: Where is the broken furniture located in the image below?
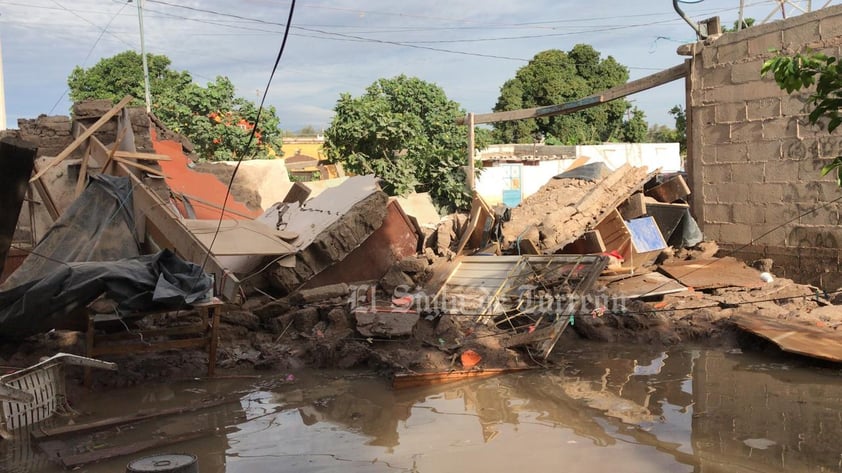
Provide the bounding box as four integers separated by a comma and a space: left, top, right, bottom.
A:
85, 298, 222, 385
435, 254, 608, 358
0, 353, 116, 439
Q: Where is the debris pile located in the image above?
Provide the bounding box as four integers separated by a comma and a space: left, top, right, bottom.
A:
1, 96, 842, 398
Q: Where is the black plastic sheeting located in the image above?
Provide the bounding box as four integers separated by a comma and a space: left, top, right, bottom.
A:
553, 162, 611, 182
2, 174, 139, 289
0, 174, 213, 339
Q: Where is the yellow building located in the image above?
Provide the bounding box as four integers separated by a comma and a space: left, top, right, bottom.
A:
281, 136, 325, 160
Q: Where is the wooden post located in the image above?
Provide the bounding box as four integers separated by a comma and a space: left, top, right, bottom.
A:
467, 112, 475, 191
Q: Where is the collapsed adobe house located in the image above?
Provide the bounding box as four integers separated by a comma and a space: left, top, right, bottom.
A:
683, 4, 842, 289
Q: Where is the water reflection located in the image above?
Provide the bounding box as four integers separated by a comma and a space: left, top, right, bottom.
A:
5, 344, 842, 472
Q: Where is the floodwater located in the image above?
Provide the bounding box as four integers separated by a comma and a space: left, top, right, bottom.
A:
4, 341, 842, 473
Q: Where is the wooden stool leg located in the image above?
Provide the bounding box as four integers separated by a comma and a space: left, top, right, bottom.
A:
207, 306, 220, 377
84, 316, 95, 387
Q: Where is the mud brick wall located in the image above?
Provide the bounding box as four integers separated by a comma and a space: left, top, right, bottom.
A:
687, 5, 842, 289
18, 115, 73, 157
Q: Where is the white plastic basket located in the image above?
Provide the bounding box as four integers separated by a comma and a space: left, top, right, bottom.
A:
0, 353, 116, 438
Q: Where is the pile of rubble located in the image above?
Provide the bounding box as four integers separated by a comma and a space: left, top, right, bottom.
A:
2, 98, 842, 390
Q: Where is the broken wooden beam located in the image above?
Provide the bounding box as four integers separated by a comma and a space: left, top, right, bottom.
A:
457, 63, 687, 125
645, 174, 691, 203
29, 95, 132, 183
392, 367, 535, 389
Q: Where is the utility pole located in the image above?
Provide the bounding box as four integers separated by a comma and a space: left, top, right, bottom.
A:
135, 0, 152, 113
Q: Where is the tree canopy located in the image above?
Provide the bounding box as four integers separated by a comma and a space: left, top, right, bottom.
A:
324, 75, 482, 211
491, 45, 644, 144
67, 50, 283, 161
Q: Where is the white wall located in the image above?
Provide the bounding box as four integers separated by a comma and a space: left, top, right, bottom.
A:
476, 159, 572, 205
575, 143, 682, 173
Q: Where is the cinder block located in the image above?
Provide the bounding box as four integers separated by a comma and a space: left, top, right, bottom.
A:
702, 123, 732, 145
732, 203, 767, 224
703, 66, 733, 89
782, 139, 819, 160
702, 222, 722, 241
718, 222, 753, 245
762, 118, 798, 140
704, 163, 732, 183
714, 142, 749, 163
781, 95, 809, 117
764, 203, 799, 225
731, 121, 764, 143
821, 15, 842, 40
705, 81, 786, 103
747, 140, 782, 162
783, 21, 821, 49
819, 135, 842, 158
730, 162, 763, 184
751, 223, 788, 246
747, 98, 781, 121
799, 203, 839, 226
731, 60, 766, 84
764, 159, 800, 183
716, 41, 749, 65
747, 31, 784, 56
706, 203, 732, 223
701, 45, 717, 68
700, 144, 716, 165
713, 182, 751, 203
798, 157, 834, 181
695, 105, 716, 126
715, 103, 747, 124
749, 182, 784, 203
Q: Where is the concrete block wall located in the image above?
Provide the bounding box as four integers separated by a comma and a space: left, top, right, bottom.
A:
687, 5, 842, 289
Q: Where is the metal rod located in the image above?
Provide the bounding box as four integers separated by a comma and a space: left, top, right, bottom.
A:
136, 0, 152, 113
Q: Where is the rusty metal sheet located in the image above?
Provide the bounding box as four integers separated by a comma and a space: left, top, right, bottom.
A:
733, 314, 842, 363
605, 272, 687, 299
659, 257, 764, 290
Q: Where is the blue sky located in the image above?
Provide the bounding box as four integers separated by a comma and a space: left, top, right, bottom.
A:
0, 0, 833, 131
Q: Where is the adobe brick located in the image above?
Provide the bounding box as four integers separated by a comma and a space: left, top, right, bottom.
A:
731, 121, 763, 143
716, 40, 749, 65
747, 98, 781, 121
799, 203, 839, 226
783, 21, 821, 49
747, 140, 782, 162
762, 118, 798, 140
715, 103, 746, 124
747, 31, 784, 56
782, 182, 814, 202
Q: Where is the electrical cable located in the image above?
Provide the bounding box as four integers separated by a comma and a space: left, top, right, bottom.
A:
47, 0, 132, 114
198, 0, 296, 276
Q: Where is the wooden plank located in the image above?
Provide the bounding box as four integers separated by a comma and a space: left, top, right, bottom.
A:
112, 156, 167, 177
645, 174, 691, 203
74, 148, 91, 198
560, 230, 606, 254
183, 220, 296, 256
30, 95, 132, 182
732, 314, 842, 363
30, 170, 61, 222
392, 367, 534, 389
605, 272, 687, 299
113, 150, 172, 161
32, 397, 237, 439
618, 192, 647, 220
59, 429, 213, 468
659, 257, 764, 290
100, 125, 130, 174
458, 63, 687, 125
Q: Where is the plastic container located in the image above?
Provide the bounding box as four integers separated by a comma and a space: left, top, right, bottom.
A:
126, 454, 198, 473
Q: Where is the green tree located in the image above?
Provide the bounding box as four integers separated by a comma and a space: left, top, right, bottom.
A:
763, 51, 842, 184
324, 75, 483, 211
620, 108, 648, 143
492, 45, 641, 144
68, 50, 283, 161
723, 17, 755, 33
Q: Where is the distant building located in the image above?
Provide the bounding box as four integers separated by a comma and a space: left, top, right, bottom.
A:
475, 143, 681, 207
281, 135, 324, 160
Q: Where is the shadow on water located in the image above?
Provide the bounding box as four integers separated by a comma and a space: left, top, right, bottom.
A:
4, 341, 842, 472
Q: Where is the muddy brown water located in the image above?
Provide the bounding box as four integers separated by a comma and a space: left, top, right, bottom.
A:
3, 341, 842, 473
